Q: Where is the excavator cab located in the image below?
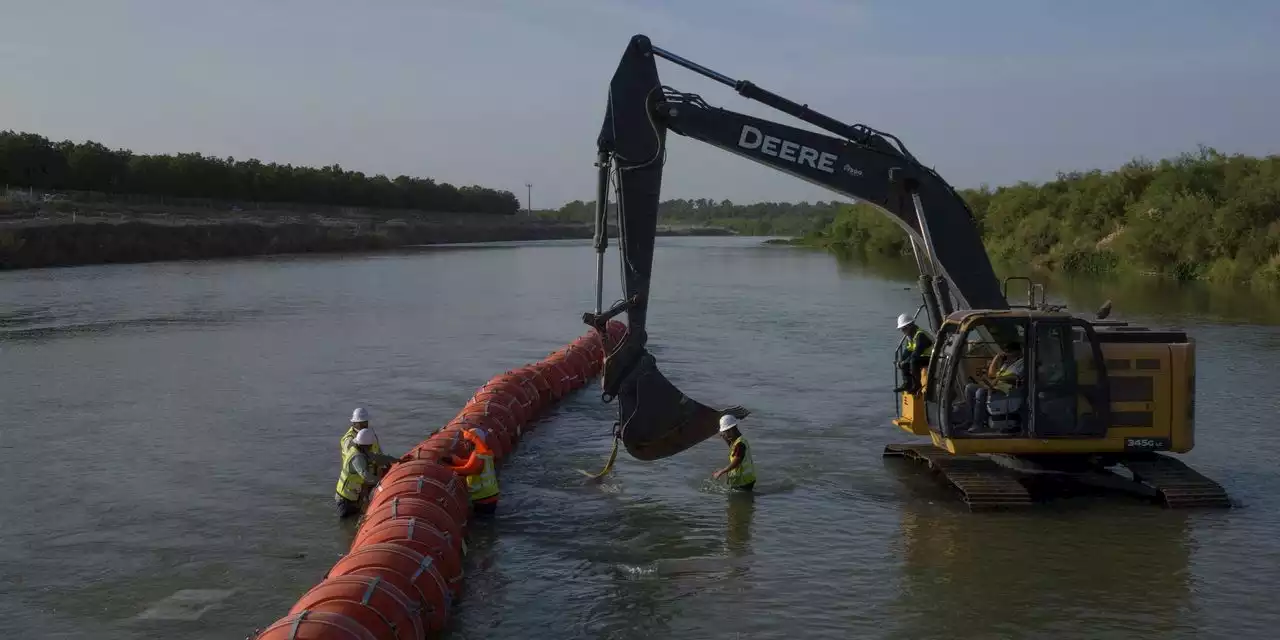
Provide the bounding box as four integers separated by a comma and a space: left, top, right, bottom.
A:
905, 310, 1112, 449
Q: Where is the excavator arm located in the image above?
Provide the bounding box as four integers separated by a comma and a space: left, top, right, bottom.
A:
585, 34, 1007, 461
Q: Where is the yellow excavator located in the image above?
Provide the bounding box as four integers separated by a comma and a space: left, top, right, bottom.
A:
581, 35, 1230, 510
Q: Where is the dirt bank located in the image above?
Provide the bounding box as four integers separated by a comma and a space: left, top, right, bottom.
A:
0, 210, 732, 271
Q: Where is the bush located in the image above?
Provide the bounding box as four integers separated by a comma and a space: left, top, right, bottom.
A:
809, 147, 1280, 288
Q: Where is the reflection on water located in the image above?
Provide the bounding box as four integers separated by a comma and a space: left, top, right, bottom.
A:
726, 493, 755, 558
885, 476, 1194, 639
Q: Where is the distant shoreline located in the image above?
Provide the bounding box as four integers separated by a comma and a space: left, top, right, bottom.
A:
0, 206, 733, 271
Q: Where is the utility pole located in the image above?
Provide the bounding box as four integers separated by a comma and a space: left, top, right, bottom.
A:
525, 183, 533, 215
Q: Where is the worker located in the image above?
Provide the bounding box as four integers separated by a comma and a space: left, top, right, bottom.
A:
964, 341, 1026, 433
893, 313, 934, 394
443, 427, 501, 515
334, 428, 400, 518
712, 414, 756, 492
341, 407, 382, 455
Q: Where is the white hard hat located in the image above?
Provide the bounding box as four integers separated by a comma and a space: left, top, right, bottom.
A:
718, 414, 739, 433
352, 428, 377, 446
467, 427, 489, 442
896, 313, 913, 330
351, 407, 369, 423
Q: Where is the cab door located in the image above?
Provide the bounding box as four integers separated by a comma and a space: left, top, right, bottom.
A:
924, 323, 961, 437
1027, 318, 1111, 438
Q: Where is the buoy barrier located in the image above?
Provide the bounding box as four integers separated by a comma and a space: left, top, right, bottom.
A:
252, 321, 622, 638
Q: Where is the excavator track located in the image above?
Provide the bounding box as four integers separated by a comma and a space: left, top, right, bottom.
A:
1118, 454, 1232, 509
884, 443, 1033, 511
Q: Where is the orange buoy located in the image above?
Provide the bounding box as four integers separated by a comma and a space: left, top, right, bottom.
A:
544, 355, 581, 388
325, 567, 431, 632
288, 575, 424, 640
327, 543, 451, 632
518, 365, 556, 403
605, 319, 627, 347
444, 417, 511, 459
475, 378, 533, 411
536, 360, 572, 399
254, 609, 378, 640
555, 348, 591, 381
366, 475, 470, 524
351, 516, 464, 598
463, 396, 521, 436
404, 440, 457, 463
379, 460, 460, 489
508, 370, 544, 410
450, 411, 514, 456
361, 497, 464, 556
508, 367, 547, 411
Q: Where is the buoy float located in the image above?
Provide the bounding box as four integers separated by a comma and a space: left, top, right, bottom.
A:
361, 496, 465, 551
351, 517, 464, 599
327, 543, 451, 632
252, 322, 622, 638
288, 575, 424, 640
365, 476, 470, 525
255, 609, 379, 640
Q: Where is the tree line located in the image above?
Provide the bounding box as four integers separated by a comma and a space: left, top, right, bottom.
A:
0, 131, 520, 215
544, 198, 842, 235
805, 147, 1280, 288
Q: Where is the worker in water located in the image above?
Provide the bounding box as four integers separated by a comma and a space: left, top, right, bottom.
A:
341, 407, 382, 455
444, 427, 501, 515
964, 341, 1026, 433
712, 414, 756, 491
334, 428, 400, 518
894, 313, 934, 394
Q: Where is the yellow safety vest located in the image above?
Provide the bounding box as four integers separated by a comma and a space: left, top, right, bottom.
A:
992, 358, 1025, 394
340, 426, 381, 456
466, 453, 500, 501
335, 446, 370, 502
726, 436, 756, 487
904, 329, 934, 357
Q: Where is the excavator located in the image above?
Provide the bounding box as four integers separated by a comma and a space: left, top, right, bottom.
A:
581, 35, 1231, 510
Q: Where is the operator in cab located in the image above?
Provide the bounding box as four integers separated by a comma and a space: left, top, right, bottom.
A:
443, 427, 501, 515
712, 414, 756, 492
334, 428, 400, 518
894, 313, 934, 394
963, 341, 1026, 434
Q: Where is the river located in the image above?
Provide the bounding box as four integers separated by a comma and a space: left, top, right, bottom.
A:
1, 237, 1276, 639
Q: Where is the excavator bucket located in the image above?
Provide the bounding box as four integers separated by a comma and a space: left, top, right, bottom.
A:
602, 328, 748, 461
587, 35, 745, 461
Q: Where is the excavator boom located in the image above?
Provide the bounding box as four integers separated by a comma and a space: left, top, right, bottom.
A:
587, 35, 1005, 461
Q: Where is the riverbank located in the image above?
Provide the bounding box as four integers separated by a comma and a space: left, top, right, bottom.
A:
0, 206, 732, 270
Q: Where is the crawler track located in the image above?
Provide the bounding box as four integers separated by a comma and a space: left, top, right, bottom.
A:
885, 444, 1232, 510
1118, 454, 1232, 508
884, 443, 1033, 511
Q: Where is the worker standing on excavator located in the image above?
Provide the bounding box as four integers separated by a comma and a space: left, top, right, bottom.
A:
444, 427, 501, 515
335, 429, 400, 518
894, 314, 934, 394
712, 414, 756, 492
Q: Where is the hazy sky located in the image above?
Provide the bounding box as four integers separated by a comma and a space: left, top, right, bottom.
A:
3, 1, 1278, 208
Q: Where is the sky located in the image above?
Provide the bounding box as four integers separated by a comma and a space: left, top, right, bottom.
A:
2, 0, 1278, 208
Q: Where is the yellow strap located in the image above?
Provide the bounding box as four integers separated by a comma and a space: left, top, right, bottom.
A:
577, 437, 619, 480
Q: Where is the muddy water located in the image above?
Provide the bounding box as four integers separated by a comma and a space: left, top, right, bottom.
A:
1, 237, 1275, 639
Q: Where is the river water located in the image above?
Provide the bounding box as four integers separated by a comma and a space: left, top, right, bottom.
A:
1, 237, 1277, 639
